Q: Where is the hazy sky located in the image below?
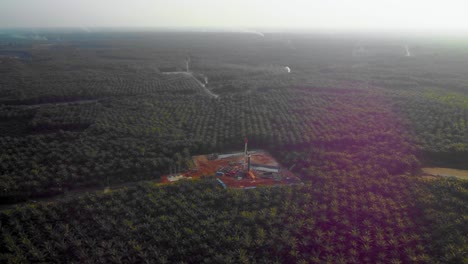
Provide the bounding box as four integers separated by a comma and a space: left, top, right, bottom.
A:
1, 0, 467, 32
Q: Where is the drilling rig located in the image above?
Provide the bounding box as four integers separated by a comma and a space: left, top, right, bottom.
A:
243, 138, 255, 180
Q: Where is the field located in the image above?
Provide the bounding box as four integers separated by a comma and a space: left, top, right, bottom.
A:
0, 30, 467, 263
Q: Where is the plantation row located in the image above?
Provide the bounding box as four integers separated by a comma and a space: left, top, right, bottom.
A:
1, 176, 465, 263
389, 90, 468, 168
391, 91, 468, 151
0, 88, 422, 200
93, 89, 410, 148
2, 57, 464, 166
0, 103, 99, 135
30, 103, 102, 132
0, 133, 193, 202
0, 70, 206, 105
0, 105, 35, 120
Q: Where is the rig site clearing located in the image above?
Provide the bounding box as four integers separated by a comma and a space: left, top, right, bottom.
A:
162, 150, 302, 189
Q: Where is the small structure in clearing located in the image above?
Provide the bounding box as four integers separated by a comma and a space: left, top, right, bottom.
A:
167, 174, 192, 182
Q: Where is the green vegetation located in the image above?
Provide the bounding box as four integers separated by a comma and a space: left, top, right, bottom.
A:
1, 177, 465, 263
1, 89, 422, 201
0, 32, 467, 262
390, 90, 468, 168
416, 179, 468, 263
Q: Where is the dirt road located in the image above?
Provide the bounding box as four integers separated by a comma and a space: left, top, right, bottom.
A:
163, 71, 219, 98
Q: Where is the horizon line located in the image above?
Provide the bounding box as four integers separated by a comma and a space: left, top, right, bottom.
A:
0, 26, 467, 37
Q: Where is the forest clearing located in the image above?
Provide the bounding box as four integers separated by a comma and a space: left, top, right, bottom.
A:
162, 150, 302, 188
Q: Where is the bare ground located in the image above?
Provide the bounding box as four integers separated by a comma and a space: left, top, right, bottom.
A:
422, 167, 468, 180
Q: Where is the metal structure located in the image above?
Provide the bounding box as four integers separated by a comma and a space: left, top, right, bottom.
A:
243, 137, 248, 171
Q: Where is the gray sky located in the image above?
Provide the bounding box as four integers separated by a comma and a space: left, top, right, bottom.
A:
1, 0, 468, 33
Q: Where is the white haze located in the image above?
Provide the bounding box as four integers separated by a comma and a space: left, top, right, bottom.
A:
1, 0, 468, 34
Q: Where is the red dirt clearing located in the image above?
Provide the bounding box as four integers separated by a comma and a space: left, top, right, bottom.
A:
162, 150, 302, 188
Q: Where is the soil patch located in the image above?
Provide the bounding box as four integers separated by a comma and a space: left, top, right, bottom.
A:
422, 167, 468, 180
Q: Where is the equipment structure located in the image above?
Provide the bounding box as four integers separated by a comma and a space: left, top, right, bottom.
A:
167, 138, 303, 188
243, 137, 248, 171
